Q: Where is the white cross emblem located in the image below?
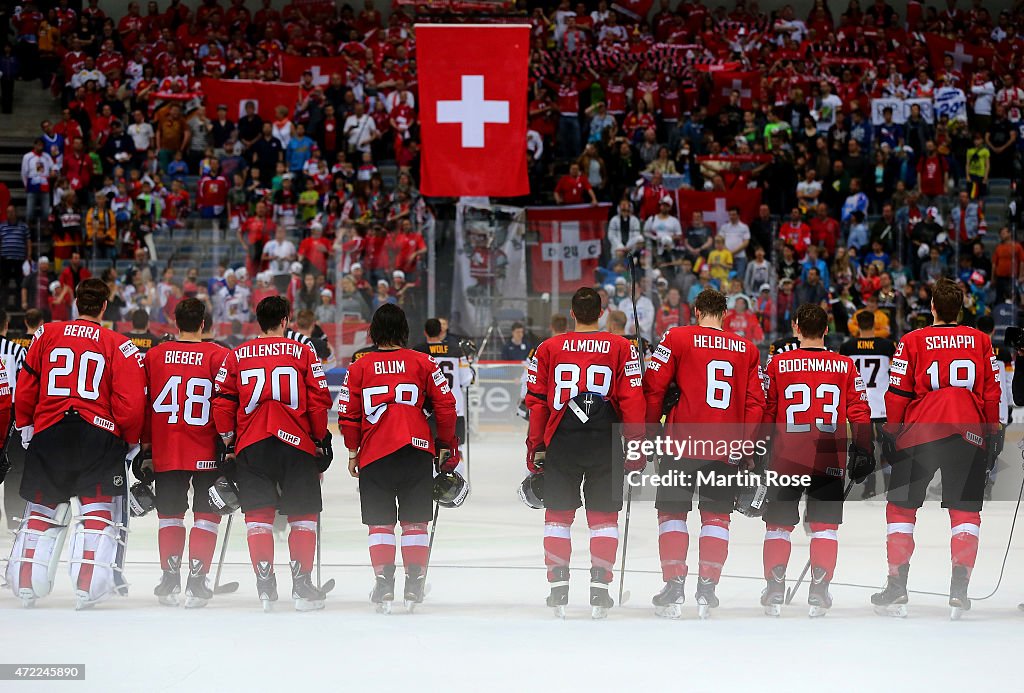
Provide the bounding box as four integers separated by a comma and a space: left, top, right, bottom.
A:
541, 221, 602, 281
701, 197, 730, 231
721, 79, 751, 100
947, 43, 973, 72
308, 65, 329, 87
436, 75, 509, 148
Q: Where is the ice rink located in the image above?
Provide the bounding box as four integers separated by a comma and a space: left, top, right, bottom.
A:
2, 428, 1023, 692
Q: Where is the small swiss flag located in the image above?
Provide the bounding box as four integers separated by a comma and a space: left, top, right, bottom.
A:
417, 24, 530, 197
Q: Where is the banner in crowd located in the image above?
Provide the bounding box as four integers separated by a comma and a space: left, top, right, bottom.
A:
710, 71, 761, 110
417, 24, 530, 197
279, 55, 347, 86
199, 78, 300, 120
870, 88, 967, 126
527, 203, 610, 294
450, 200, 528, 339
924, 33, 995, 74
672, 189, 761, 232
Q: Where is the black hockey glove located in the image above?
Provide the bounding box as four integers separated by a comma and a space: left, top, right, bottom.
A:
132, 450, 155, 485
216, 434, 237, 479
878, 426, 898, 465
847, 443, 876, 484
0, 452, 10, 485
316, 431, 334, 472
985, 431, 1001, 472
661, 383, 681, 417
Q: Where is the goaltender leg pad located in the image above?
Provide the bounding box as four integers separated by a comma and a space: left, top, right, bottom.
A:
6, 502, 72, 602
68, 499, 127, 607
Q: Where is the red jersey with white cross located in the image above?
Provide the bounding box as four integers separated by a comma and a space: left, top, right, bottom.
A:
525, 331, 645, 452
885, 324, 1000, 450
643, 325, 764, 460
763, 347, 870, 474
339, 348, 457, 468
15, 320, 148, 442
145, 340, 230, 472
213, 336, 331, 456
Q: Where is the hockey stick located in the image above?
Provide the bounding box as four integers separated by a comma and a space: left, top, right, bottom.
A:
315, 511, 335, 595
213, 514, 239, 595
784, 479, 855, 605
423, 500, 441, 584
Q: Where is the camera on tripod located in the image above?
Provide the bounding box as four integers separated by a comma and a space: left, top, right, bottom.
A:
1005, 326, 1024, 351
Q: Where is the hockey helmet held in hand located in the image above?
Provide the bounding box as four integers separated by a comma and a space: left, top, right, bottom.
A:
129, 481, 156, 517
208, 476, 241, 515
517, 472, 544, 509
433, 471, 469, 508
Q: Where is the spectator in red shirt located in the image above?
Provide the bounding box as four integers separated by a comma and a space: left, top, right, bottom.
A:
239, 200, 275, 277
915, 140, 948, 202
779, 207, 811, 259
553, 162, 597, 205
808, 202, 840, 259
298, 221, 332, 277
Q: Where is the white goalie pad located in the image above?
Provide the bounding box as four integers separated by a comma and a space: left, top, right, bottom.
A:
69, 500, 129, 607
6, 502, 72, 603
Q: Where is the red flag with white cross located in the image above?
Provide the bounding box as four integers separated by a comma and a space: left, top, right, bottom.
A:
675, 189, 761, 234
417, 24, 530, 197
710, 71, 761, 110
527, 204, 610, 293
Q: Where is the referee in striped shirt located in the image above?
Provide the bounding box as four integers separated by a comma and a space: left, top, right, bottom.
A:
0, 307, 28, 531
0, 206, 31, 311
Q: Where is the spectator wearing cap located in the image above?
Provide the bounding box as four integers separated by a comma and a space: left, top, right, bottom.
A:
643, 195, 681, 263
607, 199, 643, 259
213, 268, 252, 323
373, 278, 396, 309
298, 222, 332, 277
553, 162, 597, 205
315, 288, 336, 324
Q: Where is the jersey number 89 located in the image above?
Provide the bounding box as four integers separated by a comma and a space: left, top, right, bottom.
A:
553, 363, 613, 410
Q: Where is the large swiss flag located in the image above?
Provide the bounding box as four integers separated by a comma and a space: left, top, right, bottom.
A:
279, 55, 347, 85
528, 204, 610, 293
200, 78, 299, 121
673, 189, 762, 233
417, 24, 530, 197
710, 71, 761, 111
924, 33, 995, 75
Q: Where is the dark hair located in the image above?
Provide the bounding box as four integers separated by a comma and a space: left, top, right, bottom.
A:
510, 321, 524, 331
976, 314, 995, 334
175, 298, 207, 333
932, 278, 963, 323
23, 309, 43, 330
424, 318, 442, 338
571, 287, 602, 325
256, 296, 290, 332
796, 303, 828, 339
76, 278, 110, 317
0, 307, 8, 329
370, 303, 409, 347
131, 308, 149, 330
693, 288, 728, 319
295, 309, 315, 330
856, 310, 875, 330
550, 314, 568, 334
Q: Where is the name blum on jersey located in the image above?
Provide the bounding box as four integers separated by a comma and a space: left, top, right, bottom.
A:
376, 360, 406, 375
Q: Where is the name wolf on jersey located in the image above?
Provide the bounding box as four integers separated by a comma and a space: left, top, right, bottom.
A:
626, 435, 769, 462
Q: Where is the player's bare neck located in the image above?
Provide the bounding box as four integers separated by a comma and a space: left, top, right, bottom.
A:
77, 314, 102, 325
378, 344, 402, 351
931, 321, 957, 327
574, 324, 600, 333
177, 331, 202, 343
697, 319, 723, 330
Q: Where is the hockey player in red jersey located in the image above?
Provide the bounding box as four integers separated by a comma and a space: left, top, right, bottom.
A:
761, 303, 872, 617
525, 288, 646, 619
873, 278, 1001, 619
144, 298, 229, 608
339, 304, 461, 614
642, 289, 765, 618
213, 296, 333, 611
6, 278, 147, 609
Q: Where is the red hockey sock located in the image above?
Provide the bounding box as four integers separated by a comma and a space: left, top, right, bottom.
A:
544, 509, 574, 580
657, 511, 689, 581
19, 503, 57, 589
368, 525, 397, 573
809, 522, 839, 581
763, 524, 794, 578
244, 507, 276, 573
885, 503, 917, 574
949, 509, 981, 574
158, 513, 186, 571
78, 495, 113, 592
698, 511, 730, 583
400, 522, 429, 569
586, 510, 619, 583
187, 513, 220, 572
287, 514, 317, 574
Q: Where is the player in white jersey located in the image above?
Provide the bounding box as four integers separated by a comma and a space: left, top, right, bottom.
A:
414, 318, 473, 474
977, 315, 1011, 500
839, 311, 895, 498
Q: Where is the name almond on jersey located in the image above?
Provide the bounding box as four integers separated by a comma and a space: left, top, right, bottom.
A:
561, 339, 610, 353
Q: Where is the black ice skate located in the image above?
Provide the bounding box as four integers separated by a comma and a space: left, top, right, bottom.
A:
761, 565, 786, 617
546, 566, 570, 619
653, 576, 686, 619
695, 577, 719, 620
255, 561, 278, 612
290, 561, 326, 612
371, 564, 396, 615
871, 564, 909, 618
807, 567, 833, 618
589, 567, 613, 620
154, 556, 181, 607
404, 565, 425, 612
949, 565, 971, 620
184, 559, 213, 609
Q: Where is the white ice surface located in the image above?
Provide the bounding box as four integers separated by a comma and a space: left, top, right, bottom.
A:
1, 429, 1023, 693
